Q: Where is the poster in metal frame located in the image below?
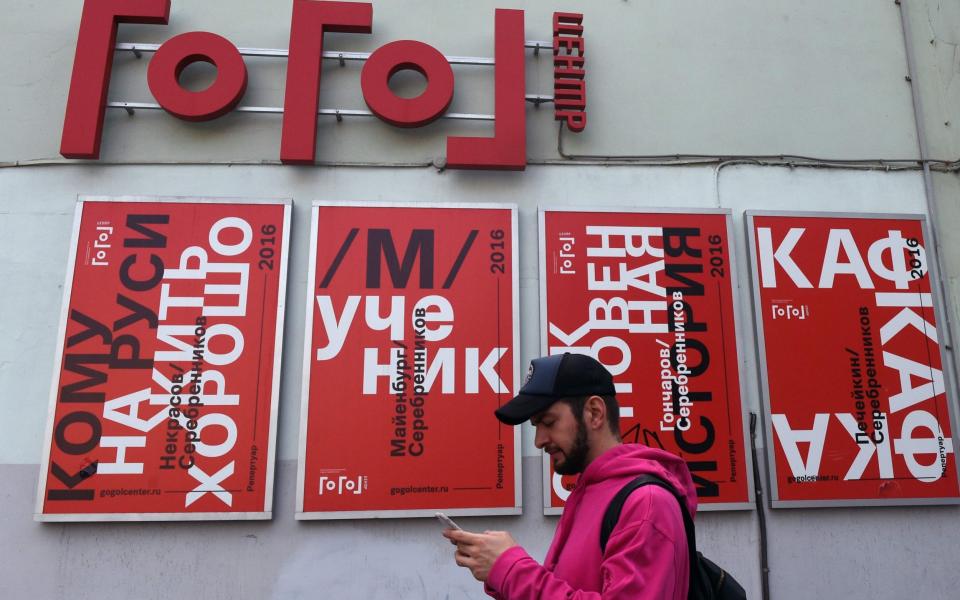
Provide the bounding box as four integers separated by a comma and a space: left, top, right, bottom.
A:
746, 210, 960, 508
538, 206, 755, 514
297, 201, 521, 519
35, 196, 291, 521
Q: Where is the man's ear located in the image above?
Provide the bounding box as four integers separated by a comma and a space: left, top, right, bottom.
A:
583, 395, 607, 431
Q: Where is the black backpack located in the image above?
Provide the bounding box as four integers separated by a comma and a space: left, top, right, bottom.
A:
600, 474, 747, 600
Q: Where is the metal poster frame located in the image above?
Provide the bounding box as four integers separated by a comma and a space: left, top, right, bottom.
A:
538, 206, 756, 515
745, 210, 960, 508
297, 201, 522, 520
35, 196, 292, 521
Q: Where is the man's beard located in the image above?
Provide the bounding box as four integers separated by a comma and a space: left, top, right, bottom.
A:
555, 418, 590, 475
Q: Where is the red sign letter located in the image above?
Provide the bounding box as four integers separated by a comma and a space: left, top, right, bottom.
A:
60, 0, 171, 159
281, 0, 373, 165
147, 32, 248, 121
552, 12, 586, 132
446, 8, 526, 171
360, 40, 454, 128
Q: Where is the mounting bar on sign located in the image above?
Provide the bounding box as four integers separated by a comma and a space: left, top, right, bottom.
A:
115, 41, 554, 66
108, 95, 555, 120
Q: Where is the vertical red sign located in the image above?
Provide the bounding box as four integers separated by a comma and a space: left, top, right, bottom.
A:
748, 212, 960, 507
36, 197, 290, 521
540, 208, 752, 512
298, 202, 520, 518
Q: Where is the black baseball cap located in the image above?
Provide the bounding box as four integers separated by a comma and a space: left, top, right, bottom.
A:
495, 353, 615, 425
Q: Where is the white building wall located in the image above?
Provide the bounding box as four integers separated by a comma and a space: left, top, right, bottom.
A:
2, 1, 959, 598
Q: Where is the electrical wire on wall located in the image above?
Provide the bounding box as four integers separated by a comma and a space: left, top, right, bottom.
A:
553, 122, 960, 172
6, 120, 960, 173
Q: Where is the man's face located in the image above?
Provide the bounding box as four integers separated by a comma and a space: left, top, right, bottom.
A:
531, 401, 589, 475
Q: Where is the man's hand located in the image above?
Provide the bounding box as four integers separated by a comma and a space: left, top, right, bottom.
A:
443, 529, 518, 582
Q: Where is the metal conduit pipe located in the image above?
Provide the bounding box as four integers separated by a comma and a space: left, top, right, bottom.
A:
556, 122, 960, 170
897, 0, 960, 408
750, 413, 771, 600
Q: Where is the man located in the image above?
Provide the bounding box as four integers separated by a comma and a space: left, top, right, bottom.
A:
445, 352, 697, 599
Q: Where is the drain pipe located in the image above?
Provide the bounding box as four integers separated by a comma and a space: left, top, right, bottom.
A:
896, 0, 960, 394
750, 413, 771, 600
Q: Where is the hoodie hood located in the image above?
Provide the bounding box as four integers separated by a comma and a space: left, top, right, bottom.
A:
577, 443, 699, 517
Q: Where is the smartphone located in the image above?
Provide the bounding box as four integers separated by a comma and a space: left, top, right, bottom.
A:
435, 512, 462, 530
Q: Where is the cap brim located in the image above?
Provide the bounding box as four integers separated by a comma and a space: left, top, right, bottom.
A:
494, 393, 558, 425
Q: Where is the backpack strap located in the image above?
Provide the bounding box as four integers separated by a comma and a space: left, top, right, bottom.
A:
599, 475, 701, 593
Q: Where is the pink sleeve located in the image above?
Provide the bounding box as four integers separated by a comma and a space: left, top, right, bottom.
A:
483, 489, 688, 600
483, 545, 602, 600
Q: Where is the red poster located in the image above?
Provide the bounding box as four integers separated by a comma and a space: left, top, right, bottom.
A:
36, 197, 290, 521
748, 212, 960, 507
298, 202, 520, 518
540, 209, 752, 512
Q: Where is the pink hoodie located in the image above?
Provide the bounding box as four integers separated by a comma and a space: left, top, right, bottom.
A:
484, 444, 698, 600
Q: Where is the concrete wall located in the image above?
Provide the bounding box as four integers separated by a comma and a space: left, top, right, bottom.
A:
0, 0, 927, 164
2, 1, 959, 598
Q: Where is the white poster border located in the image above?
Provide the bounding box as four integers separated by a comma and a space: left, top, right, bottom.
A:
296, 200, 522, 520
537, 205, 756, 514
745, 209, 960, 509
35, 195, 291, 522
